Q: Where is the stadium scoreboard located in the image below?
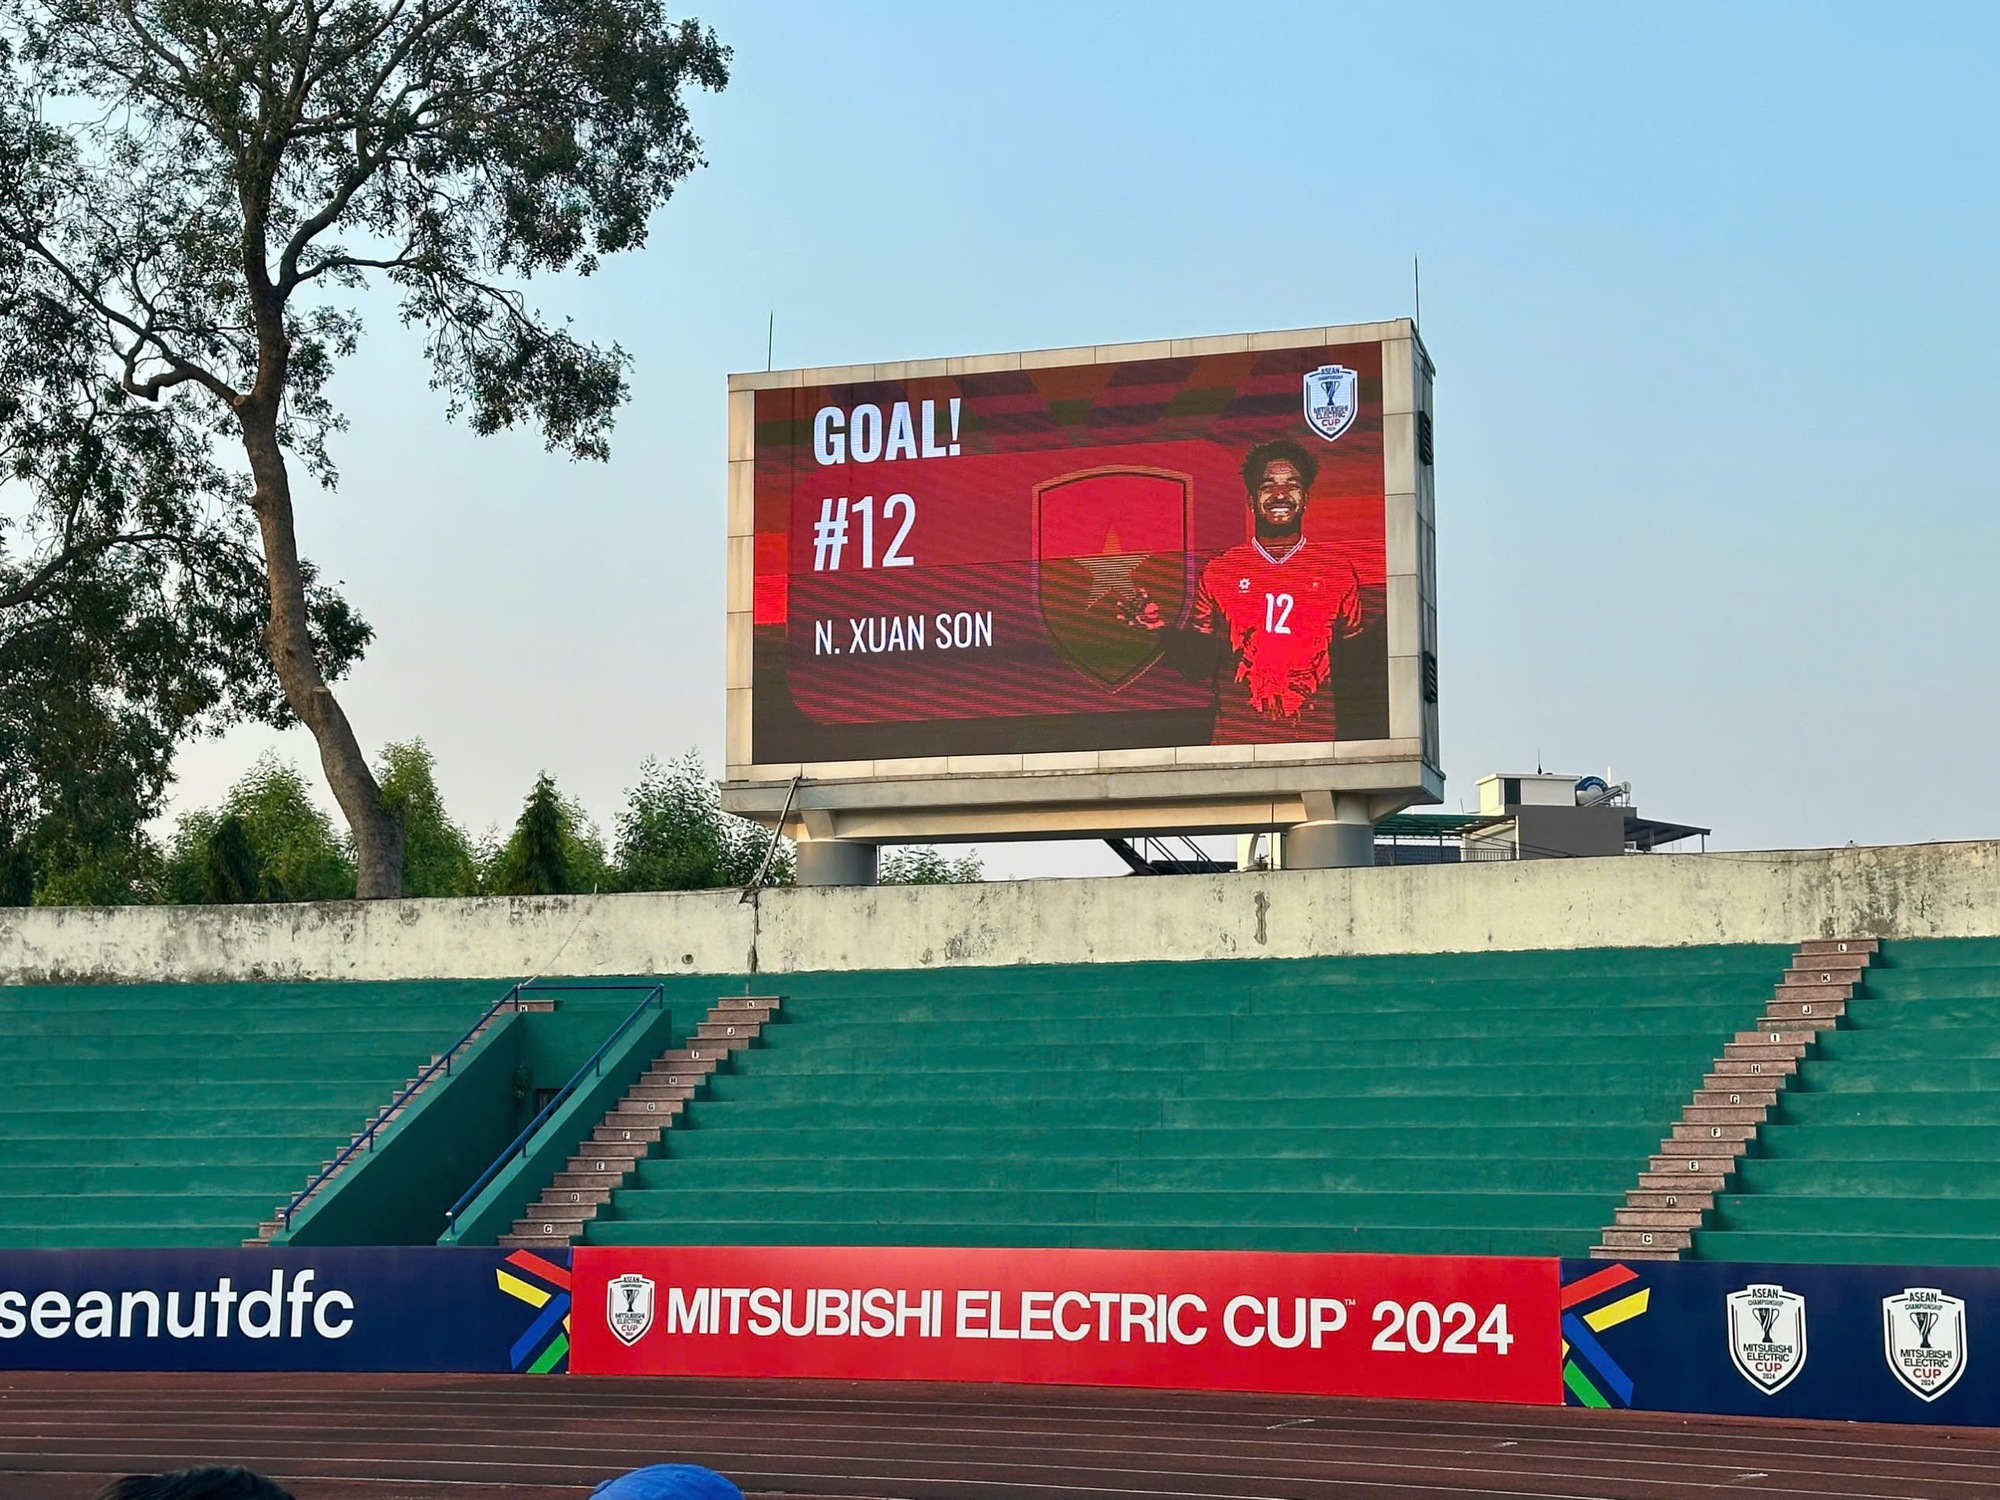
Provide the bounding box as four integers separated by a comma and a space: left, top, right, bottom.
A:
723, 320, 1440, 847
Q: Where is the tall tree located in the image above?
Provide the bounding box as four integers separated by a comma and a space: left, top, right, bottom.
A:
201, 814, 260, 903
0, 227, 366, 906
377, 738, 477, 897
488, 770, 605, 896
614, 751, 789, 891
0, 2, 729, 896
160, 753, 356, 902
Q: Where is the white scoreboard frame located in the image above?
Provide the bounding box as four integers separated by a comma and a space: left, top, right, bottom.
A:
721, 319, 1440, 845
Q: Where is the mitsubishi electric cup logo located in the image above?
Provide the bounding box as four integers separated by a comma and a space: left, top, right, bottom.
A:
1302, 364, 1359, 441
1883, 1287, 1968, 1402
1725, 1284, 1807, 1394
606, 1273, 655, 1347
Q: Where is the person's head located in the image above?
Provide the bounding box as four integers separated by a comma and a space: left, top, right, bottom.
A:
591, 1466, 745, 1500
92, 1469, 295, 1500
1240, 438, 1319, 532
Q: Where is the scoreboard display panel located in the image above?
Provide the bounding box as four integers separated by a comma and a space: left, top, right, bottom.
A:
725, 322, 1438, 840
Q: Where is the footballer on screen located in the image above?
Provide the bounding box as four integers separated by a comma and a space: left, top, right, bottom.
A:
1122, 438, 1365, 743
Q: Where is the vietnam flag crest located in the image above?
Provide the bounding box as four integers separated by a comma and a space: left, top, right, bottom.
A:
1032, 466, 1193, 690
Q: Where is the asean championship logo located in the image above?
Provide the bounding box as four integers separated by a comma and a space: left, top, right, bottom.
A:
1883, 1287, 1968, 1402
606, 1272, 655, 1347
1725, 1284, 1807, 1394
1302, 364, 1359, 442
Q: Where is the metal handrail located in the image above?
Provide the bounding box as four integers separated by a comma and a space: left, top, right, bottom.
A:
442, 982, 667, 1233
740, 771, 801, 901
280, 979, 533, 1230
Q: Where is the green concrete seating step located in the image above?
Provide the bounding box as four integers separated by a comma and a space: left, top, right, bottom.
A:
1775, 1093, 2000, 1127
0, 1106, 386, 1135
604, 1185, 1609, 1227
583, 1219, 1588, 1257
632, 1153, 1634, 1193
660, 1122, 1664, 1160
1694, 1232, 2000, 1267
0, 1135, 350, 1168
574, 945, 1786, 1258
2, 1224, 276, 1250
0, 978, 507, 1249
1692, 939, 2000, 1268
696, 1061, 1690, 1103
750, 1009, 1756, 1047
6, 1052, 454, 1085
738, 1033, 1737, 1073
1, 1081, 429, 1109
1793, 1058, 2000, 1091
768, 987, 1775, 1022
1752, 1125, 2000, 1163
0, 1192, 278, 1227
1815, 1028, 2000, 1060
1855, 974, 2000, 1001
0, 1162, 320, 1194
675, 1093, 1676, 1130
1735, 1158, 2000, 1197
1711, 1194, 2000, 1235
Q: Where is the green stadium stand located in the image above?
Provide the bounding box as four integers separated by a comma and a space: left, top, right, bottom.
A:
576, 946, 1789, 1259
1694, 937, 2000, 1267
0, 979, 505, 1248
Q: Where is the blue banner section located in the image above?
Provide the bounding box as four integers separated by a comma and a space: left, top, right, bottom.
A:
1561, 1257, 2000, 1427
0, 1247, 571, 1373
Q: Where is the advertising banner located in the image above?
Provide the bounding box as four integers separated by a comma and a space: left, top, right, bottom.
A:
0, 1247, 572, 1373
1561, 1258, 2000, 1426
748, 343, 1393, 764
572, 1245, 1560, 1404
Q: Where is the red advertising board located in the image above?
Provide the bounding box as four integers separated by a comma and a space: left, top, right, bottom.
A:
572, 1245, 1560, 1405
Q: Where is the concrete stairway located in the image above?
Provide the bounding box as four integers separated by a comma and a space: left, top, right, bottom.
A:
499, 995, 780, 1248
1593, 938, 1876, 1260
246, 994, 556, 1246
1694, 936, 2000, 1264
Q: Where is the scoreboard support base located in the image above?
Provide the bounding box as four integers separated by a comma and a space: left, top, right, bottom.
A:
1284, 818, 1375, 868
795, 839, 880, 887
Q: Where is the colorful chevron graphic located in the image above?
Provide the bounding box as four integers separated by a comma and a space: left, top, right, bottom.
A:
1560, 1262, 1651, 1408
496, 1247, 573, 1373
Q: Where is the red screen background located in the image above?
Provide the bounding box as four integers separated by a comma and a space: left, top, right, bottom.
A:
750, 343, 1387, 763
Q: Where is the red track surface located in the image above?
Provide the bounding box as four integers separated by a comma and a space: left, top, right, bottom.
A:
0, 1373, 1993, 1500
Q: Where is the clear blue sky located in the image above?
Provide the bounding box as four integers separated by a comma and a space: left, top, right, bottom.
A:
176, 1, 2000, 872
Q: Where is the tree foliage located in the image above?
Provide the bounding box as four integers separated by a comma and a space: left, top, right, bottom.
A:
612, 752, 788, 891
878, 846, 983, 885
0, 199, 366, 906
488, 771, 606, 896
201, 813, 259, 903
377, 738, 477, 897
0, 0, 729, 897
160, 753, 355, 903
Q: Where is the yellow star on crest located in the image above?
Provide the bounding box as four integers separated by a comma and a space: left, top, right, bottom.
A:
1075, 526, 1144, 609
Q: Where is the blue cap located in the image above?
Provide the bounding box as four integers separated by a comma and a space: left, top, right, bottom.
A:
589, 1465, 745, 1500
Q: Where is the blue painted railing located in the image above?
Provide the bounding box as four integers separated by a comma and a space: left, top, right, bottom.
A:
280, 980, 538, 1231
442, 982, 667, 1234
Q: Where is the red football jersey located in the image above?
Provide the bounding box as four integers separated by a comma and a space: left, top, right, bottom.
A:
1191, 538, 1364, 742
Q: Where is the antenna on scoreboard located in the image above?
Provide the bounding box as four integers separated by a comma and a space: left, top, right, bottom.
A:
766, 311, 774, 372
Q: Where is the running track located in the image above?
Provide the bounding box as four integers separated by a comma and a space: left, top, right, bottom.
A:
0, 1373, 1992, 1499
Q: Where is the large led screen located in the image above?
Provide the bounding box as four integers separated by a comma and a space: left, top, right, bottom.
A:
750, 342, 1389, 764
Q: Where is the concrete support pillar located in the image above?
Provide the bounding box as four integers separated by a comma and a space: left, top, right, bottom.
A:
1283, 794, 1376, 870
793, 840, 879, 887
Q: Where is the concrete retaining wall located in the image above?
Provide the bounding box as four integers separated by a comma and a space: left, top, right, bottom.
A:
3, 839, 1997, 986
